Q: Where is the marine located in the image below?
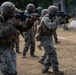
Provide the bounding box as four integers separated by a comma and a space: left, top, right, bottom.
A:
40, 5, 64, 75
0, 1, 36, 75
22, 3, 38, 57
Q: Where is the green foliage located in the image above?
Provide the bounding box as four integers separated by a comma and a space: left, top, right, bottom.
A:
0, 0, 53, 9
0, 0, 76, 13
65, 0, 76, 13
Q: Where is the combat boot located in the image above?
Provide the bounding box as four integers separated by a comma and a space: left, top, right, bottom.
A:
16, 51, 21, 54
53, 70, 64, 75
42, 70, 53, 74
30, 54, 38, 57
3, 72, 15, 75
55, 41, 61, 44
30, 52, 38, 57
42, 69, 48, 74
23, 47, 28, 57
38, 59, 44, 65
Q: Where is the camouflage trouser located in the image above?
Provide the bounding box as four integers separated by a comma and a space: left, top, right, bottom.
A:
40, 51, 46, 62
23, 30, 35, 56
0, 45, 17, 75
40, 36, 53, 62
41, 35, 59, 71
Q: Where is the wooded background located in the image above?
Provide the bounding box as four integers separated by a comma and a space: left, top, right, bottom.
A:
0, 0, 76, 13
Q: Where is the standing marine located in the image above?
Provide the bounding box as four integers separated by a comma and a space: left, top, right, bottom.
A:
40, 5, 64, 75
0, 1, 35, 75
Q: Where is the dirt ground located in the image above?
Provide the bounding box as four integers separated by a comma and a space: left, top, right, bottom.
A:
16, 29, 76, 75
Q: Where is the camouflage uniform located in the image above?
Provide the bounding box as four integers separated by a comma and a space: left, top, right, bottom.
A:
40, 6, 64, 75
0, 2, 34, 75
0, 20, 17, 75
37, 9, 48, 64
0, 2, 17, 75
41, 35, 58, 72
23, 4, 36, 57
23, 26, 35, 56
39, 51, 46, 63
37, 7, 43, 15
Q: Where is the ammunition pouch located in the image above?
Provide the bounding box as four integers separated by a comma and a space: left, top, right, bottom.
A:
42, 24, 51, 35
41, 24, 57, 36
0, 34, 15, 44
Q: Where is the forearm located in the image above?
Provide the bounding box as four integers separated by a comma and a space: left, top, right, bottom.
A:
12, 18, 34, 32
15, 24, 33, 32
44, 21, 57, 30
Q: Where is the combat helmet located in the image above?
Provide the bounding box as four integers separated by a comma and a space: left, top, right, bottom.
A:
1, 1, 15, 14
37, 7, 42, 12
47, 5, 58, 15
41, 9, 47, 17
26, 3, 35, 13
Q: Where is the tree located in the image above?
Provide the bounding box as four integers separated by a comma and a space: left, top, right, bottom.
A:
65, 0, 76, 13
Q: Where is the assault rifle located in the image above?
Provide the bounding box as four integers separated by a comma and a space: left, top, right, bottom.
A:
57, 11, 75, 23
15, 10, 41, 21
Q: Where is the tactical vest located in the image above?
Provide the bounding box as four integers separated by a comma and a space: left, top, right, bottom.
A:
0, 18, 17, 44
41, 22, 57, 36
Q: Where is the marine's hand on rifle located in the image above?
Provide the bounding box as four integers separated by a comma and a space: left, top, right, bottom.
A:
12, 19, 21, 26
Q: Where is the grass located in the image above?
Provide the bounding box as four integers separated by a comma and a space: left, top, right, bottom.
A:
17, 29, 76, 75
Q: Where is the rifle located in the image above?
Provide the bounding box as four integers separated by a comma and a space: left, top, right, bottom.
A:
57, 11, 75, 24
15, 10, 41, 21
